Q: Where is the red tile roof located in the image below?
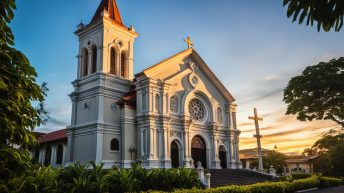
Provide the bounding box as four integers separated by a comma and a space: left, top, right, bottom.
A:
118, 85, 136, 108
91, 0, 124, 26
38, 129, 67, 143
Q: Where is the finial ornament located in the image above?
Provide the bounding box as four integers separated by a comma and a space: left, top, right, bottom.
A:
184, 36, 193, 49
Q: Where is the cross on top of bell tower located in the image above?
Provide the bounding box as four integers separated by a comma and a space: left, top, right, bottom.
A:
91, 0, 124, 25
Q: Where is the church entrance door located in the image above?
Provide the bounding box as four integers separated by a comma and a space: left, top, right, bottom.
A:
171, 141, 179, 168
219, 145, 227, 169
191, 135, 207, 168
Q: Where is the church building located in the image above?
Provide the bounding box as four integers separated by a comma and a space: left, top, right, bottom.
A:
65, 0, 242, 169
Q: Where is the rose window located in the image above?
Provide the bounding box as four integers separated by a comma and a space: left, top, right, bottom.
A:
189, 99, 205, 121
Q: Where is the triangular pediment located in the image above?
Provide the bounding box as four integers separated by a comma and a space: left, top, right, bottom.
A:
135, 48, 235, 102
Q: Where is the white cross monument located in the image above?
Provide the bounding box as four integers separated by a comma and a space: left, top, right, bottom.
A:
248, 108, 264, 171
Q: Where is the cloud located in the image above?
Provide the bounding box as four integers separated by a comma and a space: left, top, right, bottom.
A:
47, 116, 68, 126
262, 74, 280, 82
238, 122, 254, 127
238, 88, 282, 104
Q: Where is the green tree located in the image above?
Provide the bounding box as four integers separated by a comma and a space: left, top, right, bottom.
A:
311, 131, 344, 176
283, 0, 344, 32
302, 148, 317, 173
0, 0, 47, 191
263, 150, 287, 174
250, 150, 287, 174
283, 57, 344, 128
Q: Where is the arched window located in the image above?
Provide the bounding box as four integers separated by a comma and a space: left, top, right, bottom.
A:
56, 144, 63, 165
217, 107, 223, 124
111, 138, 119, 151
91, 46, 97, 74
120, 52, 127, 78
82, 49, 89, 77
45, 145, 52, 166
170, 95, 179, 113
110, 47, 117, 75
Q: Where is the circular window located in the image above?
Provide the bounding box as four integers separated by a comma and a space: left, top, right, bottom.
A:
189, 99, 206, 121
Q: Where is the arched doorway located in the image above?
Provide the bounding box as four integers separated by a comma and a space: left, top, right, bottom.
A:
170, 141, 179, 168
219, 145, 227, 169
191, 135, 207, 168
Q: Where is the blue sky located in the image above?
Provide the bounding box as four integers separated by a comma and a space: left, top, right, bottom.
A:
11, 0, 344, 153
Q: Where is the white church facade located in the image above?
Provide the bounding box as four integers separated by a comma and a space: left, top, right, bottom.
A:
65, 0, 242, 169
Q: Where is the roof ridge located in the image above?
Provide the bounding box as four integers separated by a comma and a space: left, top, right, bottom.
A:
91, 0, 124, 25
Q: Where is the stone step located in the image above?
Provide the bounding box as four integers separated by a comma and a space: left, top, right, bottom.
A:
209, 169, 274, 188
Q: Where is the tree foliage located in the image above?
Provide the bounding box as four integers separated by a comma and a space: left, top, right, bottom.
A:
283, 0, 344, 32
250, 150, 287, 174
308, 130, 344, 176
0, 0, 47, 191
283, 57, 344, 128
6, 162, 200, 193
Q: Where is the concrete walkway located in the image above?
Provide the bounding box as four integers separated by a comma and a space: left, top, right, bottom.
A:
310, 186, 344, 193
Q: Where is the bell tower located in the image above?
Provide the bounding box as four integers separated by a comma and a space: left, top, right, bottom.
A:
66, 0, 138, 167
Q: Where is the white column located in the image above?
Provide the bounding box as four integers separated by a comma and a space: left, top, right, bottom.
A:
235, 139, 240, 162
39, 148, 44, 165
87, 52, 92, 75
77, 54, 82, 78
140, 128, 145, 159
137, 91, 142, 114
95, 129, 103, 163
51, 145, 57, 167
226, 105, 233, 130
62, 144, 67, 166
211, 134, 221, 169
41, 147, 46, 165
230, 139, 234, 161
127, 40, 135, 80
226, 140, 231, 167
162, 128, 169, 160
97, 46, 101, 72
164, 92, 169, 114
148, 127, 155, 159
183, 130, 192, 168
158, 129, 163, 159
116, 52, 120, 77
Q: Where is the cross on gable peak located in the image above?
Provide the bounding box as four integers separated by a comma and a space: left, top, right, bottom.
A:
183, 36, 193, 49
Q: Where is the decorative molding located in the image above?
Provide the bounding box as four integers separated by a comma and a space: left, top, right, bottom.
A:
83, 101, 91, 110
170, 131, 182, 139
111, 102, 118, 110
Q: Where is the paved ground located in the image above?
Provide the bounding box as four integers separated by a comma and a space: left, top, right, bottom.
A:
310, 186, 344, 193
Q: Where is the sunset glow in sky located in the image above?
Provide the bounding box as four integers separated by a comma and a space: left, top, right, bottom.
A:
11, 0, 344, 154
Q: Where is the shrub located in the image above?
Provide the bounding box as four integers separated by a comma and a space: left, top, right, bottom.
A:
318, 176, 342, 188
55, 161, 106, 193
292, 176, 318, 191
171, 185, 249, 193
340, 176, 344, 184
105, 168, 138, 193
248, 182, 285, 193
291, 173, 311, 180
105, 164, 200, 192
276, 182, 294, 193
277, 176, 292, 182
10, 165, 57, 193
